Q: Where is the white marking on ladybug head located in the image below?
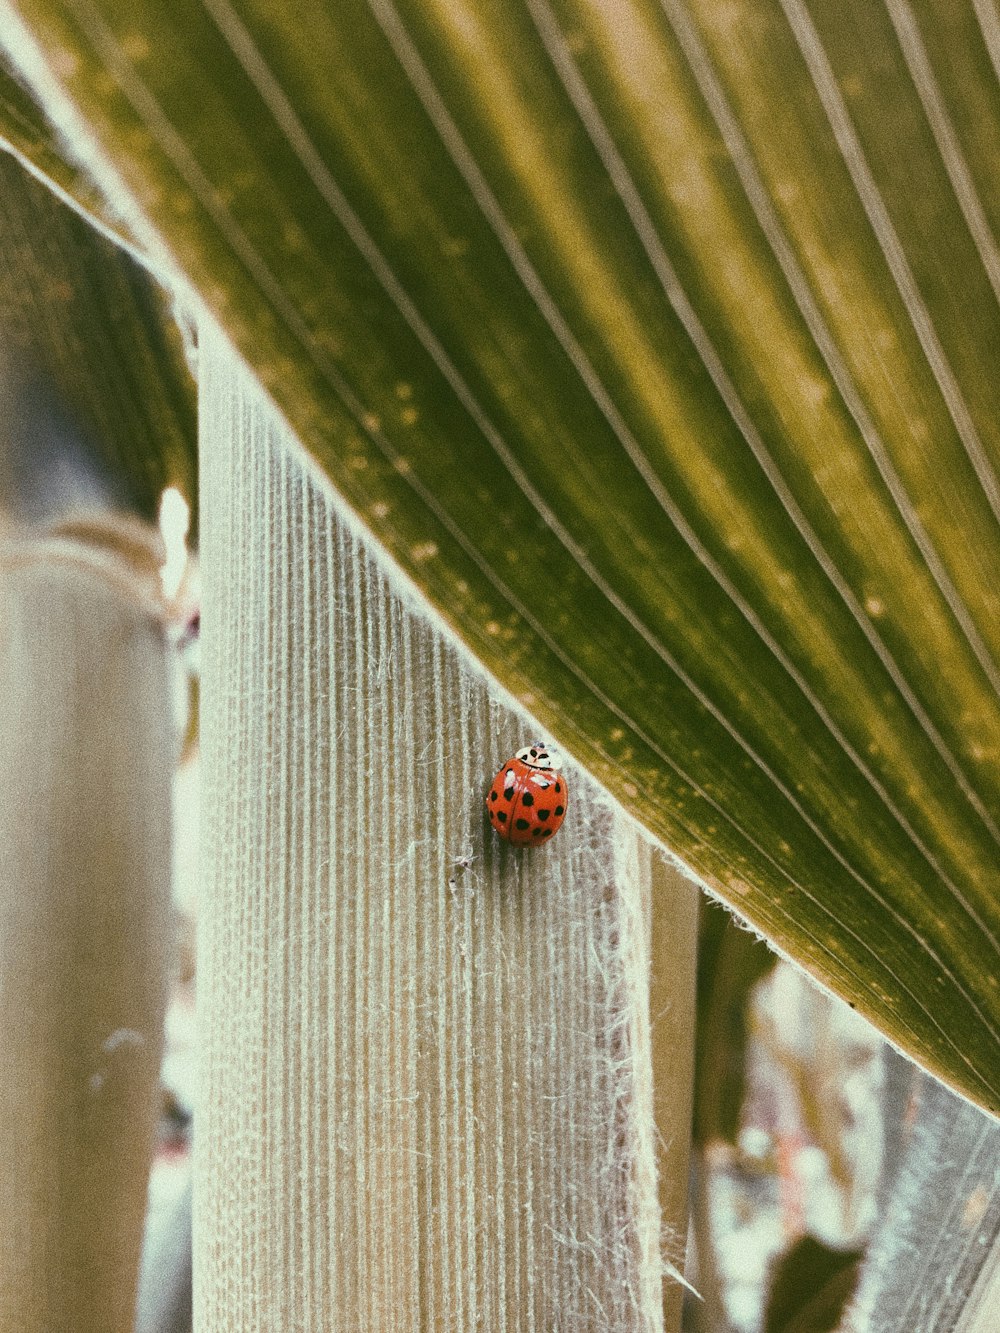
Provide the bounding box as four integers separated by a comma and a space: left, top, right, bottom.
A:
515, 742, 563, 771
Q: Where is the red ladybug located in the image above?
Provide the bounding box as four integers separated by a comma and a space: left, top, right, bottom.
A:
486, 743, 568, 846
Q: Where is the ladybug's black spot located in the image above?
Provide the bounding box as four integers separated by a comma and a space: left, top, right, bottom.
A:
538, 809, 549, 820
504, 787, 515, 801
533, 828, 543, 837
497, 812, 507, 823
555, 805, 564, 817
515, 818, 530, 830
554, 783, 562, 793
521, 792, 534, 806
542, 828, 552, 837
490, 790, 498, 802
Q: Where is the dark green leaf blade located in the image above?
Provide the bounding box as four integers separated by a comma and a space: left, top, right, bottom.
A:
0, 149, 196, 526
763, 1235, 864, 1333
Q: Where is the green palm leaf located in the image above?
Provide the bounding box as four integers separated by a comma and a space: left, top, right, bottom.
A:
2, 0, 998, 1111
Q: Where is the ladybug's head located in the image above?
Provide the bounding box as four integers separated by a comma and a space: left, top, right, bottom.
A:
515, 741, 563, 771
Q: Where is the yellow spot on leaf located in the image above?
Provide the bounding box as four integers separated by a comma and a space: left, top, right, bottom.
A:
120, 32, 151, 61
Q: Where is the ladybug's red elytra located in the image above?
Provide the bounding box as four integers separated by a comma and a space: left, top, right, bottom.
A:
486, 743, 568, 846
